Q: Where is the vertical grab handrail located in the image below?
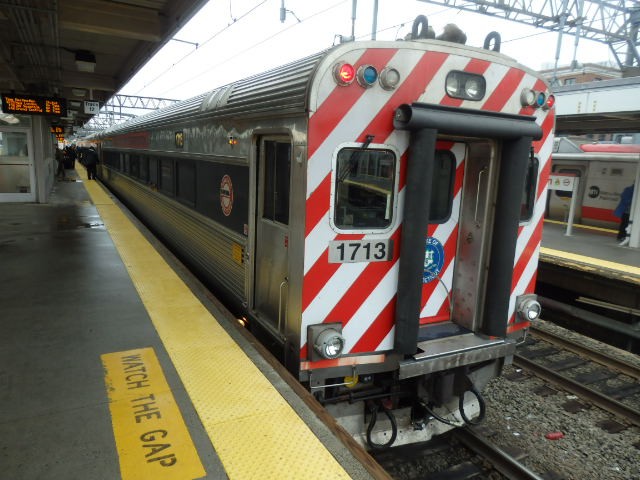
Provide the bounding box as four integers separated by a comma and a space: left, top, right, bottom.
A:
474, 166, 488, 227
278, 277, 288, 333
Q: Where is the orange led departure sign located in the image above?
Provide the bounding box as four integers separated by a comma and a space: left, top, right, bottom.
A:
2, 93, 66, 116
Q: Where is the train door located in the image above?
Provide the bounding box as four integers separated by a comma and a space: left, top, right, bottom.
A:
419, 143, 465, 325
254, 137, 291, 334
0, 127, 35, 202
451, 141, 496, 332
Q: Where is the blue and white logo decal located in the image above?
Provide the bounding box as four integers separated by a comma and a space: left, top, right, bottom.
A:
423, 237, 445, 283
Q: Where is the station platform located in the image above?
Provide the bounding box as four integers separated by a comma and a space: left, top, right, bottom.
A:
540, 220, 640, 285
0, 169, 384, 480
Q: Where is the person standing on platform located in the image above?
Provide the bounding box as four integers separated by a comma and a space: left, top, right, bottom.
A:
55, 147, 65, 179
84, 146, 98, 180
614, 184, 634, 243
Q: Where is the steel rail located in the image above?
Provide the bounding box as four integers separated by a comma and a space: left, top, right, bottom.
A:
530, 325, 640, 380
453, 427, 544, 480
514, 355, 640, 428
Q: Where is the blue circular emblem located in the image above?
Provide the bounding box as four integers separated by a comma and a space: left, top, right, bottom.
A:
423, 237, 445, 283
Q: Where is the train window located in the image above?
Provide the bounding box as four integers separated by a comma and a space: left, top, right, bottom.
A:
159, 157, 174, 195
430, 150, 456, 223
263, 141, 291, 224
130, 155, 140, 178
149, 156, 159, 187
176, 160, 196, 206
520, 155, 539, 222
103, 150, 119, 170
334, 148, 396, 229
139, 156, 149, 182
122, 153, 130, 175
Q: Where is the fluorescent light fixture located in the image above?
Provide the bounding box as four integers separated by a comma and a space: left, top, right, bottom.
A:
75, 50, 96, 73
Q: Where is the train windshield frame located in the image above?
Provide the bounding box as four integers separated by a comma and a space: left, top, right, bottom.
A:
331, 145, 398, 232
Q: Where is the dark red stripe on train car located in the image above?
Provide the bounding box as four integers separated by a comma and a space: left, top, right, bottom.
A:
581, 205, 618, 223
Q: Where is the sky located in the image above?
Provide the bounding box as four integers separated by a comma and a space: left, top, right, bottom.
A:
118, 0, 614, 102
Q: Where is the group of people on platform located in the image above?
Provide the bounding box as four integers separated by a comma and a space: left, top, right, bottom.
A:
55, 144, 98, 180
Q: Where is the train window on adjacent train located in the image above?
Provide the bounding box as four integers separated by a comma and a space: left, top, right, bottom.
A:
263, 141, 291, 225
334, 148, 395, 229
123, 154, 130, 174
159, 157, 175, 195
520, 155, 539, 222
429, 150, 456, 223
176, 160, 196, 206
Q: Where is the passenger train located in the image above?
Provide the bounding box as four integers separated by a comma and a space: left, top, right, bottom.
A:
91, 16, 555, 448
549, 139, 639, 228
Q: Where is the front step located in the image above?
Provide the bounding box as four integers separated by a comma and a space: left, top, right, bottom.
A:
398, 332, 516, 379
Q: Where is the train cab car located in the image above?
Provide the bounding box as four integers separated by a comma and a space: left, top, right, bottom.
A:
94, 17, 555, 448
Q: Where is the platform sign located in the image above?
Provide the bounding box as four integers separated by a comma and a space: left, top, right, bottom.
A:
548, 174, 580, 236
1, 93, 66, 116
548, 174, 576, 192
84, 101, 99, 114
50, 126, 65, 142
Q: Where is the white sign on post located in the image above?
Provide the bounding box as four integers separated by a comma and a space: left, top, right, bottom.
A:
84, 101, 99, 114
548, 174, 576, 192
548, 174, 580, 236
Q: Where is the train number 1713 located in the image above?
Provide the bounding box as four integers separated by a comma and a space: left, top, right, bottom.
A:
328, 239, 393, 263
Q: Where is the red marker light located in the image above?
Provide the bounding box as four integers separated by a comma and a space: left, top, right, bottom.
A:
545, 94, 556, 110
334, 62, 355, 86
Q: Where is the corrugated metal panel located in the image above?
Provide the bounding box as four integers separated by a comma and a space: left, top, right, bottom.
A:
101, 49, 328, 136
106, 170, 246, 301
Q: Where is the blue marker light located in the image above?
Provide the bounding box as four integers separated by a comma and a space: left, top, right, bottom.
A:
357, 65, 378, 88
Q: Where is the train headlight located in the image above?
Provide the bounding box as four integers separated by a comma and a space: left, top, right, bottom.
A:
516, 294, 542, 321
445, 71, 486, 100
308, 323, 345, 360
314, 329, 345, 359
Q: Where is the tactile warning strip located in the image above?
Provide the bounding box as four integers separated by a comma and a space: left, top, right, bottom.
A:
79, 170, 350, 479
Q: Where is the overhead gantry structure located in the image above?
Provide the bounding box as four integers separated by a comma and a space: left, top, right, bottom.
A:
418, 0, 640, 75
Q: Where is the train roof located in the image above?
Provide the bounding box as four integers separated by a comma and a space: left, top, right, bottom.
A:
95, 35, 537, 140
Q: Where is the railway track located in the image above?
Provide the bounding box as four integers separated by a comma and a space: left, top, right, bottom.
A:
371, 427, 544, 479
514, 325, 640, 428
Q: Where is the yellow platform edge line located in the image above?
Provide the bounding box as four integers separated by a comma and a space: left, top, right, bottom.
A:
81, 171, 351, 479
540, 246, 640, 277
543, 218, 617, 234
102, 348, 206, 480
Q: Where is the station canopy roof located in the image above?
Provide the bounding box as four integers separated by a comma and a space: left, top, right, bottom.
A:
0, 0, 208, 134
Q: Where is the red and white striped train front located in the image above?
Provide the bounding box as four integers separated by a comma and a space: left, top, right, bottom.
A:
299, 40, 554, 446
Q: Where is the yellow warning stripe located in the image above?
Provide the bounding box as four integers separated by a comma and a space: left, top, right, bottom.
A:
79, 170, 351, 479
543, 219, 617, 234
540, 246, 640, 277
102, 348, 205, 480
